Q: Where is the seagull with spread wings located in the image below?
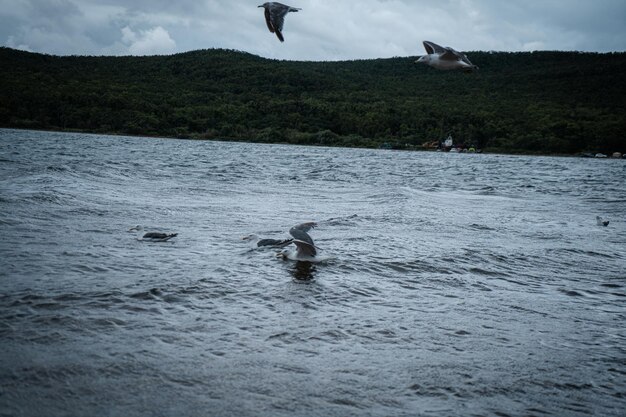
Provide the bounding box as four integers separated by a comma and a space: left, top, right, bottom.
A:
277, 222, 319, 261
415, 40, 478, 72
258, 2, 301, 42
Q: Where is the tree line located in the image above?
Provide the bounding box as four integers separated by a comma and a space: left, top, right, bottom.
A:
1, 47, 625, 154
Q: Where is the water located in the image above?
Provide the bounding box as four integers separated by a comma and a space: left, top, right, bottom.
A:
1, 128, 625, 417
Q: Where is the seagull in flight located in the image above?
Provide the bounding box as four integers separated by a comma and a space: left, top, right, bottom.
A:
258, 2, 301, 42
415, 40, 478, 72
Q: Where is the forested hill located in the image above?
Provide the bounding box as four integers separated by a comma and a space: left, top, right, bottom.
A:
1, 47, 625, 154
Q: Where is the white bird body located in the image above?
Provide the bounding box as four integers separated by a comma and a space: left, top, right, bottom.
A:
416, 40, 478, 72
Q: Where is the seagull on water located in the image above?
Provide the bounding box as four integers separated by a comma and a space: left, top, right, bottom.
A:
277, 222, 320, 261
415, 40, 478, 72
596, 216, 610, 227
258, 2, 301, 42
129, 225, 178, 242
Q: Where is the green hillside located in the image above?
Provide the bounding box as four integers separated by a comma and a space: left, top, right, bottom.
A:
1, 47, 625, 154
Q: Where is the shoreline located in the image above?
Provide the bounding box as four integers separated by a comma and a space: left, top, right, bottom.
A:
2, 47, 624, 158
2, 126, 622, 159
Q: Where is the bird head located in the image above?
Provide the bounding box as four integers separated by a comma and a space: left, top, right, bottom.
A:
242, 234, 258, 242
415, 55, 428, 64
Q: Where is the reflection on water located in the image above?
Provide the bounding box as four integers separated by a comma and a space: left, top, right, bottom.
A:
1, 129, 625, 417
289, 261, 316, 281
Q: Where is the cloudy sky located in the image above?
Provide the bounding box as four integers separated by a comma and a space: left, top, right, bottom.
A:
1, 0, 625, 60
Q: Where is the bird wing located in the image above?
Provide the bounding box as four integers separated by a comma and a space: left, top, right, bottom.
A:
257, 238, 293, 247
271, 9, 287, 32
143, 232, 169, 239
423, 40, 446, 55
270, 3, 299, 32
448, 47, 474, 66
143, 232, 177, 241
291, 222, 317, 233
275, 28, 285, 42
440, 48, 461, 61
289, 227, 317, 256
264, 8, 275, 32
293, 239, 317, 257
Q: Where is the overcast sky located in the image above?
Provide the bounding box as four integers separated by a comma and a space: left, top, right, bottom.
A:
1, 0, 625, 60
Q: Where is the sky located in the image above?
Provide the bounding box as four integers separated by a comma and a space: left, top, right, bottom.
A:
1, 0, 625, 61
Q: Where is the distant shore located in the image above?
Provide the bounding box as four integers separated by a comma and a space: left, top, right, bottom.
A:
2, 47, 625, 156
4, 126, 624, 159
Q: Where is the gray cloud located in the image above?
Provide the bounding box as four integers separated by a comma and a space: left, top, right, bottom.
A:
1, 0, 625, 59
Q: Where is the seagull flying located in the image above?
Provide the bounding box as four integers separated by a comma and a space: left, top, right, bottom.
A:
415, 40, 478, 72
129, 225, 178, 242
258, 2, 301, 42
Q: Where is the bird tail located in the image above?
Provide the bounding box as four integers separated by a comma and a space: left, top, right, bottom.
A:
162, 233, 178, 241
275, 29, 284, 42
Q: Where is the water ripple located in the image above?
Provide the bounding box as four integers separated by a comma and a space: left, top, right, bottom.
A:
1, 129, 625, 417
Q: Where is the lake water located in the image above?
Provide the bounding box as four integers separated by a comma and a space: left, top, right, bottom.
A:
1, 128, 625, 417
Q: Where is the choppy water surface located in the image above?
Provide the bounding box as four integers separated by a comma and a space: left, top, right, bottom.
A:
1, 129, 625, 417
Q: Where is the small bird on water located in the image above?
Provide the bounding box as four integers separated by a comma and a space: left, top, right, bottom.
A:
596, 216, 610, 227
258, 2, 301, 42
129, 225, 178, 242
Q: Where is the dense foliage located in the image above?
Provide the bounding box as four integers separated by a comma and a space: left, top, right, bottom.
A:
1, 47, 625, 154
